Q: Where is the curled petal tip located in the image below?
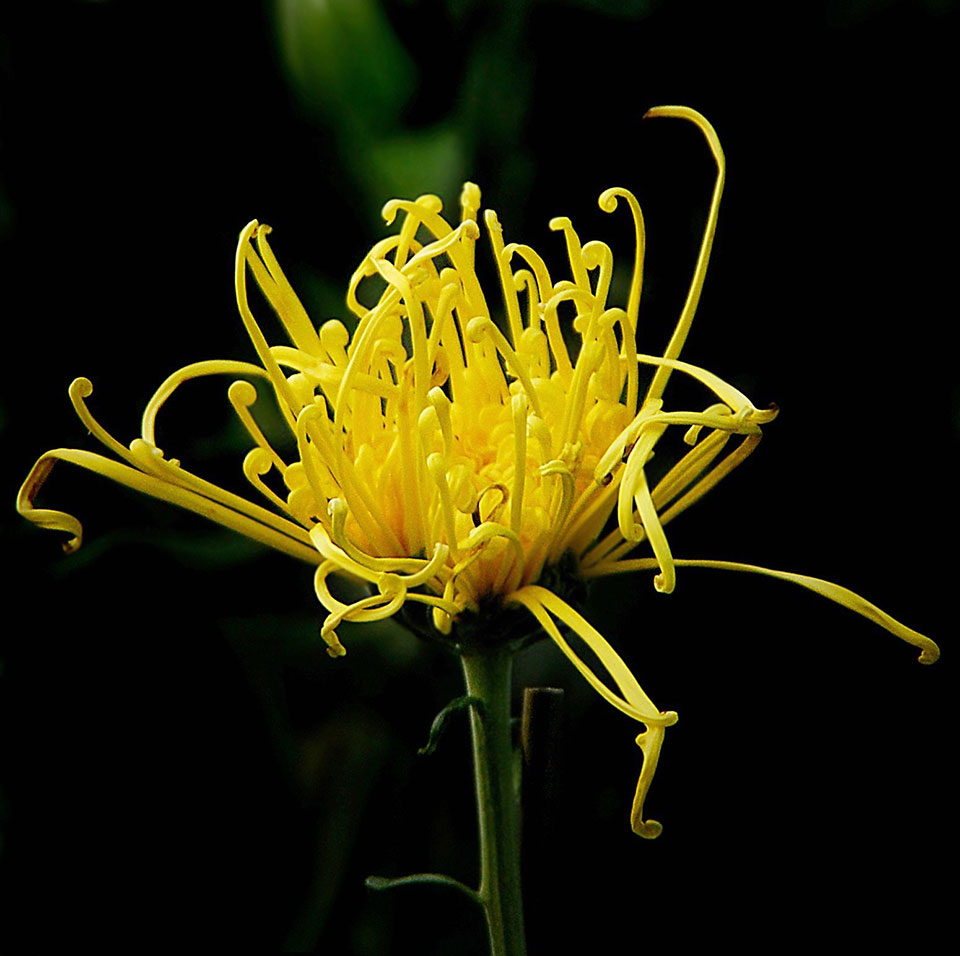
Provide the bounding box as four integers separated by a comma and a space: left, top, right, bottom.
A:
69, 377, 93, 399
380, 199, 402, 226
483, 208, 502, 229
464, 316, 489, 344
632, 818, 663, 840
322, 628, 347, 658
227, 379, 258, 404
320, 616, 348, 658
597, 187, 620, 213
653, 573, 675, 594
919, 644, 940, 665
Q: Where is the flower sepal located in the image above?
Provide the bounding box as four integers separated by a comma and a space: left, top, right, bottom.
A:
396, 592, 543, 657
390, 550, 591, 657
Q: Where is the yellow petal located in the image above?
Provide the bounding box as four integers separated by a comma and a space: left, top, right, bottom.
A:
585, 557, 940, 664
509, 585, 677, 838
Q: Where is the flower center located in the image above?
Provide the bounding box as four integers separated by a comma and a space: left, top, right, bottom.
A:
271, 185, 643, 636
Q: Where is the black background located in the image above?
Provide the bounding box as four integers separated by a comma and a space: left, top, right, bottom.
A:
1, 1, 955, 952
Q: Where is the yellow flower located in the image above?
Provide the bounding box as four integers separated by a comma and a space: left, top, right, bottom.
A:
17, 106, 939, 840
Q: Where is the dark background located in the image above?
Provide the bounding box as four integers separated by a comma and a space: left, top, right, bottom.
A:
1, 1, 956, 952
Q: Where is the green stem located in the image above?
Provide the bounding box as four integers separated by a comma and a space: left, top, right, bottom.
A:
461, 649, 527, 956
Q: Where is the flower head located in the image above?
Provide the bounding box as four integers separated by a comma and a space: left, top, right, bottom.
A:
18, 106, 939, 839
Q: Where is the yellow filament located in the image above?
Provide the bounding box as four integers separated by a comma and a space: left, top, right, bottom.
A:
314, 561, 408, 657
459, 522, 525, 598
502, 243, 555, 316
428, 386, 455, 457
583, 558, 940, 665
537, 288, 576, 383
461, 181, 481, 225
227, 380, 287, 474
509, 393, 529, 533
395, 194, 441, 270
619, 426, 675, 593
373, 258, 431, 411
556, 478, 619, 561
581, 240, 613, 320
18, 448, 320, 562
127, 439, 313, 546
466, 316, 544, 419
427, 453, 460, 557
426, 282, 459, 368
235, 221, 303, 427
272, 346, 398, 401
610, 409, 757, 513
594, 356, 774, 484
642, 106, 725, 405
609, 306, 638, 416
320, 320, 350, 365
327, 498, 449, 583
394, 370, 427, 555
243, 448, 292, 516
599, 428, 764, 571
636, 353, 778, 421
549, 217, 591, 293
141, 361, 272, 446
538, 460, 576, 568
294, 405, 334, 514
68, 378, 143, 469
252, 225, 324, 357
485, 209, 525, 347
655, 432, 762, 529
558, 339, 604, 450
651, 428, 731, 510
508, 586, 677, 838
512, 269, 540, 330
598, 187, 645, 334
580, 427, 733, 570
381, 199, 488, 315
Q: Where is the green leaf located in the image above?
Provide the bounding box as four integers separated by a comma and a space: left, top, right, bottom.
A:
358, 125, 467, 212
365, 873, 480, 904
274, 0, 417, 132
417, 695, 484, 756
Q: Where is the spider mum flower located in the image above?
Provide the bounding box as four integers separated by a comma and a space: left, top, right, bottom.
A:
18, 107, 939, 839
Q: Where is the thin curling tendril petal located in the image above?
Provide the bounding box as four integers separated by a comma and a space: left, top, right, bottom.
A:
509, 585, 677, 838
584, 558, 940, 664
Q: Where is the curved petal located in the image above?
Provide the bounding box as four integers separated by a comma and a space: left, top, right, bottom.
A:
584, 557, 940, 664
18, 448, 321, 563
508, 585, 677, 838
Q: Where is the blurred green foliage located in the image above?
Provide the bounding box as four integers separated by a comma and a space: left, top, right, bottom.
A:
273, 0, 533, 216
276, 0, 417, 132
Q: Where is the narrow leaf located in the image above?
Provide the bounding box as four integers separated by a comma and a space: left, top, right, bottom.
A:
417, 695, 484, 756
365, 873, 480, 904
